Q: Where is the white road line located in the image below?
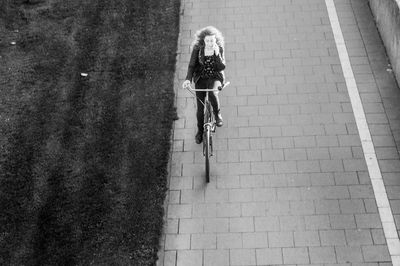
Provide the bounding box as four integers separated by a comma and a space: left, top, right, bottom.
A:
325, 0, 400, 264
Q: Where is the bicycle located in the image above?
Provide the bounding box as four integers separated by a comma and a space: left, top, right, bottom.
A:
185, 81, 230, 183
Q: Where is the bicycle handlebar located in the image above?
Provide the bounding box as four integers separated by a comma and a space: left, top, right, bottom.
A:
185, 81, 230, 92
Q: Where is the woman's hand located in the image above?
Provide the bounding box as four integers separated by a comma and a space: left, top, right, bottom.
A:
182, 80, 191, 89
213, 44, 219, 55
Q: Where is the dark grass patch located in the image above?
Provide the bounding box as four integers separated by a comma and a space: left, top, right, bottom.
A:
0, 0, 180, 265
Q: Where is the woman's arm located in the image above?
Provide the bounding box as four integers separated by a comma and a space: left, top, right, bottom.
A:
214, 46, 226, 71
185, 46, 199, 81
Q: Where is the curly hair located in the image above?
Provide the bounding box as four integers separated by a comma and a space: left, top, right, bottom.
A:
192, 26, 224, 49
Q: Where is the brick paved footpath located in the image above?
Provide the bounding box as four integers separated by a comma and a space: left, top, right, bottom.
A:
158, 0, 400, 265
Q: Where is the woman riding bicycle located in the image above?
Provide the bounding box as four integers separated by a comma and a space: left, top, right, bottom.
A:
182, 26, 226, 144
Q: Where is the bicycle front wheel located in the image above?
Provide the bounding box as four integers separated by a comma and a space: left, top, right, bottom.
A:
204, 127, 211, 183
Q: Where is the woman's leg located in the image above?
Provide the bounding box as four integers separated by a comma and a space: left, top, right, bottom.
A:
209, 80, 223, 127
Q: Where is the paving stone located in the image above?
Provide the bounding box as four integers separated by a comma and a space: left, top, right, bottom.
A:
375, 147, 400, 160
330, 214, 357, 229
217, 150, 240, 163
205, 189, 229, 203
343, 159, 368, 171
216, 203, 241, 218
228, 189, 253, 203
283, 247, 310, 264
294, 231, 321, 247
274, 161, 298, 173
320, 159, 345, 172
379, 159, 400, 172
181, 189, 204, 204
260, 126, 282, 138
259, 105, 279, 115
317, 135, 339, 147
346, 229, 373, 246
284, 148, 307, 160
287, 173, 311, 187
351, 146, 365, 159
355, 214, 382, 229
192, 203, 217, 218
239, 175, 264, 188
177, 250, 202, 266
307, 148, 331, 160
349, 185, 374, 199
279, 215, 306, 231
180, 218, 204, 234
320, 230, 347, 246
277, 187, 302, 201
165, 234, 191, 250
315, 199, 340, 214
282, 125, 304, 136
339, 199, 366, 214
217, 233, 242, 249
329, 147, 353, 159
216, 175, 240, 189
336, 246, 364, 263
310, 173, 335, 185
229, 217, 254, 233
297, 160, 321, 173
239, 150, 261, 162
191, 234, 216, 250
266, 201, 290, 216
383, 173, 400, 186
271, 137, 295, 149
291, 114, 313, 125
163, 251, 177, 266
168, 204, 192, 219
364, 199, 379, 213
250, 161, 274, 174
372, 135, 396, 147
227, 162, 251, 175
265, 174, 288, 187
242, 232, 269, 248
253, 187, 277, 202
268, 232, 294, 248
169, 190, 181, 204
255, 216, 280, 232
294, 136, 317, 148
204, 218, 229, 233
241, 202, 267, 216
261, 149, 284, 161
228, 138, 250, 150
290, 200, 315, 215
256, 248, 283, 265
334, 172, 359, 185
304, 125, 326, 135
338, 134, 362, 146
309, 246, 337, 264
323, 186, 351, 199
362, 245, 391, 262
204, 250, 229, 266
230, 249, 256, 266
325, 124, 348, 135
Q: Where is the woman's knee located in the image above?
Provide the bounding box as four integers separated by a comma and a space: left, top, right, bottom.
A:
212, 80, 222, 90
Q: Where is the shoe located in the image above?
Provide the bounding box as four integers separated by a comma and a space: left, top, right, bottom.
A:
195, 131, 203, 144
215, 110, 223, 127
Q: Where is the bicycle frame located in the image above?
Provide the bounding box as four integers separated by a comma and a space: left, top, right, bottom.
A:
185, 82, 229, 182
